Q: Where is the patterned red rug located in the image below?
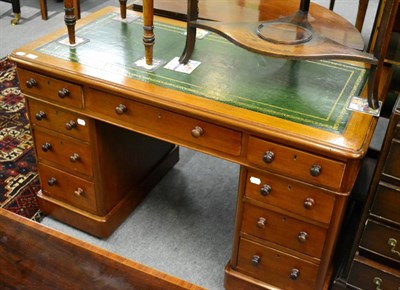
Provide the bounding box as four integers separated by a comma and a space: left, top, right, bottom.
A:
0, 57, 42, 221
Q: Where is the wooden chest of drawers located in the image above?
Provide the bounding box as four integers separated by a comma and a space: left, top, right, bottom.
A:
346, 96, 400, 289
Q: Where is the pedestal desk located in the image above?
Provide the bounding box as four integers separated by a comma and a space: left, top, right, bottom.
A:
7, 6, 389, 290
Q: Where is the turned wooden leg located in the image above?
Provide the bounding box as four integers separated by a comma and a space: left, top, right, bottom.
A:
179, 0, 199, 64
142, 0, 154, 65
39, 0, 48, 20
119, 0, 127, 19
64, 0, 76, 45
10, 0, 21, 25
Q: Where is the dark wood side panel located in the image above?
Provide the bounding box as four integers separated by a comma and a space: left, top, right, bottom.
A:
0, 208, 204, 290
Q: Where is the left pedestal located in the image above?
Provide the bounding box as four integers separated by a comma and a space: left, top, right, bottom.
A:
18, 68, 178, 238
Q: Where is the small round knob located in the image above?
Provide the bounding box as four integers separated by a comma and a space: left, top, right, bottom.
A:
304, 197, 315, 209
69, 153, 80, 163
26, 78, 38, 88
47, 177, 57, 186
65, 120, 76, 130
260, 184, 272, 196
191, 126, 204, 138
74, 188, 84, 197
115, 104, 127, 115
298, 231, 308, 243
310, 164, 322, 177
251, 255, 261, 266
263, 151, 275, 163
41, 142, 52, 152
58, 88, 70, 98
257, 217, 266, 229
290, 268, 300, 280
35, 111, 46, 121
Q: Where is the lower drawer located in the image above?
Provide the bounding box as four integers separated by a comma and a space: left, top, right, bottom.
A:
236, 238, 319, 290
347, 254, 400, 289
360, 219, 400, 263
39, 163, 97, 214
241, 202, 327, 258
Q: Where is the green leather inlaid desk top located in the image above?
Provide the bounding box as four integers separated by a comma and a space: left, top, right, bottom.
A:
37, 12, 367, 134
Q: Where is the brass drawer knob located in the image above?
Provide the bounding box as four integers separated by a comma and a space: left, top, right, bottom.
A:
65, 120, 77, 130
251, 255, 261, 266
41, 142, 52, 152
115, 104, 127, 115
388, 238, 400, 257
47, 177, 57, 186
263, 150, 275, 163
26, 78, 38, 88
297, 231, 308, 243
69, 153, 80, 163
304, 197, 315, 209
58, 88, 70, 98
256, 217, 266, 229
310, 164, 322, 177
191, 126, 204, 138
373, 277, 382, 290
290, 268, 300, 280
74, 188, 84, 197
35, 111, 46, 121
260, 184, 272, 196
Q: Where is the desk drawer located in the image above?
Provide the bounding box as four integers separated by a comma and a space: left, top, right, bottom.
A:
347, 255, 400, 290
383, 139, 400, 180
18, 68, 83, 109
371, 182, 400, 224
236, 238, 318, 290
39, 163, 97, 213
241, 203, 327, 258
247, 136, 345, 189
245, 169, 335, 224
27, 99, 90, 142
360, 219, 400, 263
85, 89, 242, 156
33, 127, 93, 177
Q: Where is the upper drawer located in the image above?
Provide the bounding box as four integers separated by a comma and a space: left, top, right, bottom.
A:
383, 139, 400, 181
18, 68, 83, 109
33, 127, 93, 177
85, 88, 242, 156
360, 219, 400, 263
245, 169, 335, 225
347, 255, 400, 290
247, 136, 346, 189
236, 237, 319, 290
371, 182, 400, 224
27, 98, 91, 142
241, 202, 327, 258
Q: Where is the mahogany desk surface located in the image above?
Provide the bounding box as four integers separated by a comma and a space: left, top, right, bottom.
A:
10, 7, 377, 162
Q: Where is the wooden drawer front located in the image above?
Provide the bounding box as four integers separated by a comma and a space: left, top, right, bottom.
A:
394, 120, 400, 140
39, 163, 97, 213
33, 128, 93, 177
383, 139, 400, 180
85, 89, 241, 156
241, 203, 327, 258
236, 238, 319, 290
360, 219, 400, 263
27, 99, 90, 141
18, 68, 83, 109
348, 256, 400, 290
371, 182, 400, 224
247, 136, 345, 189
245, 169, 335, 224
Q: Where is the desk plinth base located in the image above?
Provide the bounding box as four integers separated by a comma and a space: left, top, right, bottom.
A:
37, 146, 179, 238
224, 263, 278, 290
